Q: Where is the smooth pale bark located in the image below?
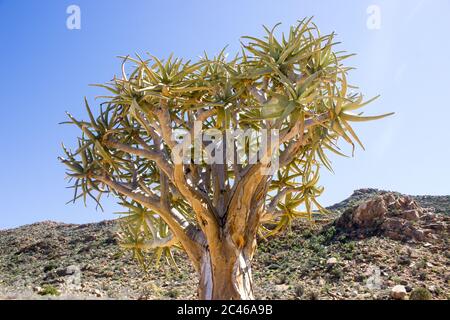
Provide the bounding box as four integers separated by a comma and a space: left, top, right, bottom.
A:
197, 237, 255, 300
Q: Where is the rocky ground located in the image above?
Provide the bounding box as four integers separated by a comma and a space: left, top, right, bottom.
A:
0, 188, 448, 300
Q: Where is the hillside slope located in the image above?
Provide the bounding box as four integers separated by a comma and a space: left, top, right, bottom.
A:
0, 189, 448, 300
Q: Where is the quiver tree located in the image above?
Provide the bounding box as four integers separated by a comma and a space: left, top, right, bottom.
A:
60, 18, 393, 300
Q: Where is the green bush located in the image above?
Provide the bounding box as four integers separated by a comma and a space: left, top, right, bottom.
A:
410, 287, 432, 300
322, 226, 337, 242
166, 288, 180, 299
294, 284, 305, 298
38, 284, 60, 296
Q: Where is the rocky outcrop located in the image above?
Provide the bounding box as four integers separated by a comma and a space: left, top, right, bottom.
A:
334, 193, 449, 242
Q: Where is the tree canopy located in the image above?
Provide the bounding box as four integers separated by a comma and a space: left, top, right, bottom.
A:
60, 18, 393, 271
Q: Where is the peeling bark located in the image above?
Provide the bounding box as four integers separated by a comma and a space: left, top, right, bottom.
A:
197, 240, 255, 300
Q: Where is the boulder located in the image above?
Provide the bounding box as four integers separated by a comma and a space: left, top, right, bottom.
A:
56, 265, 80, 277
390, 285, 407, 300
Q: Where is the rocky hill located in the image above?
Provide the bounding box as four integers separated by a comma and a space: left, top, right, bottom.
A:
0, 189, 448, 300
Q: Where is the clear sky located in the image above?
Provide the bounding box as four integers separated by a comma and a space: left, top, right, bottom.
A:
0, 0, 449, 229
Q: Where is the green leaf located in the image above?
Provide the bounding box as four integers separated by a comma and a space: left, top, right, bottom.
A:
341, 111, 395, 122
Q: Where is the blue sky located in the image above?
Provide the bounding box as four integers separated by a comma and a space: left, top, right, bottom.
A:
0, 0, 449, 229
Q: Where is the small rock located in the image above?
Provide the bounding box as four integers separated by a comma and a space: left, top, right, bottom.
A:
326, 257, 338, 265
32, 286, 42, 293
84, 234, 97, 242
390, 285, 407, 300
103, 270, 114, 278
275, 284, 289, 292
93, 289, 102, 297
56, 265, 80, 277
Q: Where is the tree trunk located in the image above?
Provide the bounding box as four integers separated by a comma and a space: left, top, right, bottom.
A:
197, 243, 255, 300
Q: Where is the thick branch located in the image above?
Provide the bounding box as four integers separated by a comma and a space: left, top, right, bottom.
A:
104, 139, 174, 180
120, 233, 178, 250
96, 175, 204, 269
154, 100, 221, 246
247, 85, 268, 104
154, 102, 177, 149
260, 209, 284, 223
279, 138, 310, 167
279, 112, 330, 144
265, 187, 296, 214
173, 164, 221, 246
97, 175, 161, 212
225, 163, 267, 248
